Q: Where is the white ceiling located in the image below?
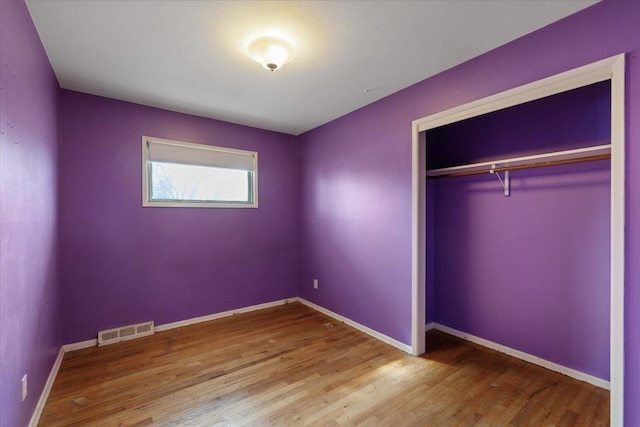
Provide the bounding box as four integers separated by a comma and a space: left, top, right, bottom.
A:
26, 0, 597, 136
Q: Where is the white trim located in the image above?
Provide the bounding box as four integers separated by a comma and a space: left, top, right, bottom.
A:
62, 339, 98, 352
609, 54, 626, 427
431, 323, 610, 391
61, 298, 412, 353
57, 300, 297, 352
155, 298, 297, 332
297, 298, 412, 353
28, 347, 64, 427
425, 322, 435, 331
57, 299, 297, 350
411, 54, 625, 426
411, 130, 426, 356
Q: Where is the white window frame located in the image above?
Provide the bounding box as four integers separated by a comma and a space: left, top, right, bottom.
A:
142, 136, 258, 208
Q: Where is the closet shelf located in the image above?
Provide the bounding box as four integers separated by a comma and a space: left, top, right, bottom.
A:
426, 144, 611, 179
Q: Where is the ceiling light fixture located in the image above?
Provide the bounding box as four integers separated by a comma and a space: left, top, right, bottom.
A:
247, 36, 295, 72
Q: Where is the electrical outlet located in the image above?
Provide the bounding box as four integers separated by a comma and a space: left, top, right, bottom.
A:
21, 374, 27, 402
313, 279, 318, 289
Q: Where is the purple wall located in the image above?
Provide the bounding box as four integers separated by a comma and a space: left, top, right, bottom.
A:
0, 0, 61, 425
298, 0, 639, 423
432, 161, 610, 380
298, 111, 413, 341
59, 90, 299, 344
626, 46, 640, 427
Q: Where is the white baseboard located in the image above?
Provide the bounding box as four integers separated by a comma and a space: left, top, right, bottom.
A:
61, 298, 412, 355
298, 298, 412, 353
62, 338, 97, 352
29, 347, 64, 427
425, 322, 435, 331
429, 322, 610, 390
155, 298, 297, 332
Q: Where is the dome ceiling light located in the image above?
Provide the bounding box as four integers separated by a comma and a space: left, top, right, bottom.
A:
247, 36, 295, 71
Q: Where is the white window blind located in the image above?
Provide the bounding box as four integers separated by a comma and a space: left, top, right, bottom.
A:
146, 139, 255, 171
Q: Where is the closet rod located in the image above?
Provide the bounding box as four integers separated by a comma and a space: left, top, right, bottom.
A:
426, 153, 610, 179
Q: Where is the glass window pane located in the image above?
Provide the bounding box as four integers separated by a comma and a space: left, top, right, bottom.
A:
150, 162, 251, 203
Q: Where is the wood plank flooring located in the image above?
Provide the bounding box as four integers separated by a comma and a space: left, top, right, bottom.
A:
39, 302, 609, 426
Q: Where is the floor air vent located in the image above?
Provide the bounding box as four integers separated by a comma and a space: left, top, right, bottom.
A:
98, 321, 154, 346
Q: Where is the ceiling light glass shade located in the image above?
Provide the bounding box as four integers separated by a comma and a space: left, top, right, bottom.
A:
247, 37, 294, 71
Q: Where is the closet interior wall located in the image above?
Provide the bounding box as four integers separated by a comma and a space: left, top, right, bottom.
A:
426, 81, 611, 381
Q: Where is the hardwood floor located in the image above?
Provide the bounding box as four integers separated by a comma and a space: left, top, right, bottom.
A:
39, 303, 609, 426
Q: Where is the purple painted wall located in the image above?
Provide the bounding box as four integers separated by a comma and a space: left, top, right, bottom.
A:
432, 161, 610, 380
626, 46, 640, 427
298, 111, 412, 341
0, 0, 61, 425
298, 0, 639, 423
59, 90, 299, 344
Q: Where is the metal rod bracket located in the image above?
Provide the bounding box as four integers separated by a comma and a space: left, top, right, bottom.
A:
490, 165, 510, 196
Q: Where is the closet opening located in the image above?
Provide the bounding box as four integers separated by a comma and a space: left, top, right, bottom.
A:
411, 55, 625, 426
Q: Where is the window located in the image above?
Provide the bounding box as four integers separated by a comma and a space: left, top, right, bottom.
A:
142, 136, 257, 208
